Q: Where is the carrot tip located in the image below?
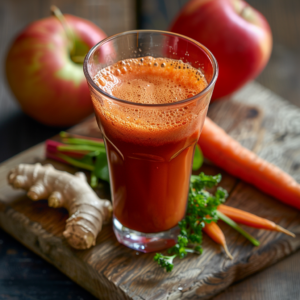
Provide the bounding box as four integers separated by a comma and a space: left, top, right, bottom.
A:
223, 243, 233, 260
276, 225, 296, 238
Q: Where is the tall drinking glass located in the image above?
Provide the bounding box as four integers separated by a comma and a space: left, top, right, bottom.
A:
83, 30, 218, 253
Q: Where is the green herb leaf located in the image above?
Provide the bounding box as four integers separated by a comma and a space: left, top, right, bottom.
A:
154, 253, 176, 272
80, 151, 98, 165
192, 144, 203, 171
94, 152, 110, 183
155, 172, 227, 271
58, 145, 105, 152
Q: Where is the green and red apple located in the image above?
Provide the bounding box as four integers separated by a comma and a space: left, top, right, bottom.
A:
170, 0, 273, 101
6, 10, 106, 126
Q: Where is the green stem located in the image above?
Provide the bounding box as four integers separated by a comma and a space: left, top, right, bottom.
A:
57, 154, 95, 171
70, 56, 86, 64
217, 211, 260, 247
60, 132, 105, 147
58, 145, 105, 152
62, 137, 105, 147
50, 5, 75, 56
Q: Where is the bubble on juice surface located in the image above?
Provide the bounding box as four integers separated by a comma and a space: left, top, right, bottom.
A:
92, 57, 210, 141
94, 57, 207, 105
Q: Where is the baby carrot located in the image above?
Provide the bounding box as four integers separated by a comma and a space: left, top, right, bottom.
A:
216, 211, 260, 247
198, 118, 300, 210
203, 221, 233, 259
218, 204, 295, 237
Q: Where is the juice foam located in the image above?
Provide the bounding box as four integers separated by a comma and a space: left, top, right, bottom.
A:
94, 56, 207, 104
92, 57, 209, 146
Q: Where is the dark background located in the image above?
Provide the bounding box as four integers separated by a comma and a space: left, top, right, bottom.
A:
0, 0, 300, 299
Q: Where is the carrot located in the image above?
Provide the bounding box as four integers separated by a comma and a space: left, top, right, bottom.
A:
203, 221, 233, 259
198, 117, 300, 210
218, 204, 295, 237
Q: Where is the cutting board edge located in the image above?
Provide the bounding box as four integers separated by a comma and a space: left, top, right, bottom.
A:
0, 203, 131, 300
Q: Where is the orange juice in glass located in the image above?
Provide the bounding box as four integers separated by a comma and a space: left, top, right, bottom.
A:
84, 30, 218, 252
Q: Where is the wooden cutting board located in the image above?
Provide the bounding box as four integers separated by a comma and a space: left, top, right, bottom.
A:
0, 82, 299, 300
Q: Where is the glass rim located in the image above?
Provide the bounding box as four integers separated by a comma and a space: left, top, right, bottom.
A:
83, 29, 218, 107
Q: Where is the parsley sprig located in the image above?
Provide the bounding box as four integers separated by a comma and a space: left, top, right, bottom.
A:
154, 173, 228, 272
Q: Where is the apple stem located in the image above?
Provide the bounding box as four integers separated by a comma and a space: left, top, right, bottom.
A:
71, 56, 85, 64
50, 5, 75, 57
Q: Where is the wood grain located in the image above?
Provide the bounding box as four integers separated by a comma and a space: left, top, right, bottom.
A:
0, 83, 299, 300
212, 249, 300, 300
231, 82, 300, 183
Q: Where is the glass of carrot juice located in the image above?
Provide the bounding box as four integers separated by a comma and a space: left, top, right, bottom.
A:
83, 30, 218, 252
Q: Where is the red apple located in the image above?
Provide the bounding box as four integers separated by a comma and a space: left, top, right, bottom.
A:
5, 9, 106, 126
170, 0, 272, 101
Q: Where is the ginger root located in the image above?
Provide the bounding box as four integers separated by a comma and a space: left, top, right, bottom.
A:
7, 163, 112, 250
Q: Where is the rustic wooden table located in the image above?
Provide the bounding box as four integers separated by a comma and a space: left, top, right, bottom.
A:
0, 0, 299, 299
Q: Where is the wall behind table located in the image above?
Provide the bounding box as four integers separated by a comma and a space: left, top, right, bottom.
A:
0, 0, 136, 163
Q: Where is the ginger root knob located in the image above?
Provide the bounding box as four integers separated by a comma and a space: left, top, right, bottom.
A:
7, 163, 112, 250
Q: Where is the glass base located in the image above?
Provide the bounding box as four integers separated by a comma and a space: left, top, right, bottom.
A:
113, 216, 179, 253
